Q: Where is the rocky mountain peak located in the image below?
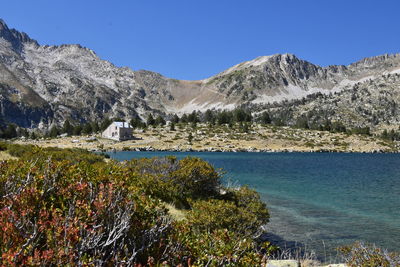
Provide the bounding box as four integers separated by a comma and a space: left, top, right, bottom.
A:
0, 19, 10, 31
348, 53, 400, 71
0, 19, 38, 53
0, 18, 400, 129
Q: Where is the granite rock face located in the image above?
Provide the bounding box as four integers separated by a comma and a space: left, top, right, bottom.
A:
1, 19, 400, 128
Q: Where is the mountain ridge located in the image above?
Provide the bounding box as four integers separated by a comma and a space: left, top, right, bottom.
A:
0, 19, 400, 129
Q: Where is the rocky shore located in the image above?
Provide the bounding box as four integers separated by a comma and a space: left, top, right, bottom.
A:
266, 260, 346, 267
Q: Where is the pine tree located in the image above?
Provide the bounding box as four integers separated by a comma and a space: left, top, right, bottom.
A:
147, 114, 155, 126
217, 111, 232, 125
91, 122, 100, 133
63, 120, 74, 136
233, 108, 246, 123
100, 118, 112, 131
22, 129, 29, 138
243, 123, 249, 133
155, 115, 166, 126
49, 126, 59, 138
188, 111, 199, 123
188, 132, 193, 144
3, 124, 17, 139
30, 131, 37, 140
130, 117, 145, 129
73, 125, 83, 136
204, 109, 215, 124
82, 123, 93, 135
181, 114, 188, 123
171, 114, 180, 124
260, 112, 271, 125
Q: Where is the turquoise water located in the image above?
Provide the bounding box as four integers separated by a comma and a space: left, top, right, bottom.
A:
108, 151, 400, 261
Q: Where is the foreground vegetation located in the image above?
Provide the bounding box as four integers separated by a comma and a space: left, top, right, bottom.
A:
0, 143, 399, 266
339, 242, 400, 267
0, 143, 273, 266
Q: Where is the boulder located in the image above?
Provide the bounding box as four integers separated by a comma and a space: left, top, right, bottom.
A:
267, 260, 299, 267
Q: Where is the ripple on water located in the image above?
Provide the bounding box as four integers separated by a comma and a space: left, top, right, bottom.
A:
108, 151, 400, 261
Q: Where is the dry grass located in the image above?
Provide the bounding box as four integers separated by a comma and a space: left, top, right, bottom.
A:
164, 203, 186, 221
0, 151, 17, 161
12, 123, 400, 153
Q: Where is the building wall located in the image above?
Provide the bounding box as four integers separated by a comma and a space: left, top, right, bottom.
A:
101, 123, 133, 141
102, 123, 120, 141
118, 127, 133, 141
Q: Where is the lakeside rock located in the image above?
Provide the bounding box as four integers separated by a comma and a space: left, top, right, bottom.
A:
266, 260, 347, 267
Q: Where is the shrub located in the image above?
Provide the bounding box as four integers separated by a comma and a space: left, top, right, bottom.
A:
0, 142, 8, 151
6, 143, 37, 157
169, 223, 262, 266
228, 186, 270, 231
0, 159, 170, 266
339, 242, 400, 267
0, 145, 272, 265
5, 144, 104, 164
186, 186, 269, 236
171, 157, 221, 199
125, 156, 222, 207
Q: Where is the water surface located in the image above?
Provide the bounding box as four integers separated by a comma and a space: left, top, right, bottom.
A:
108, 151, 400, 261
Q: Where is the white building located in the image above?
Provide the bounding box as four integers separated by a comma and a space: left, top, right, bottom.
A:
101, 121, 133, 141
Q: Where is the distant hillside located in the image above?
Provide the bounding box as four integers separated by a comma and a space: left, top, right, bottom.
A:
1, 19, 400, 129
250, 72, 400, 129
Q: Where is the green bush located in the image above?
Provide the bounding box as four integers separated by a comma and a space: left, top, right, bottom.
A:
6, 143, 37, 157
5, 144, 104, 164
169, 223, 263, 266
171, 157, 221, 199
125, 156, 222, 207
0, 142, 8, 151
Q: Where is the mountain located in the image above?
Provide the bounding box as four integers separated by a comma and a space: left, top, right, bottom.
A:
255, 71, 400, 129
1, 19, 400, 129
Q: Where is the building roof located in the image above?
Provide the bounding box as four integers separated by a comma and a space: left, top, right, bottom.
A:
113, 121, 132, 128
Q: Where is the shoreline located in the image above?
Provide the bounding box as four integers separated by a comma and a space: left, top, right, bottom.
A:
12, 138, 400, 154
104, 146, 400, 154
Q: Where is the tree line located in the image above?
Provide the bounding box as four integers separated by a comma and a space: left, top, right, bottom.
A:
1, 107, 399, 140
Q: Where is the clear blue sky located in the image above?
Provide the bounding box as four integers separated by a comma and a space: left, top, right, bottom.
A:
2, 0, 400, 80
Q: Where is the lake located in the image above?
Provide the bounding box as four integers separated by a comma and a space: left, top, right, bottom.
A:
107, 151, 400, 262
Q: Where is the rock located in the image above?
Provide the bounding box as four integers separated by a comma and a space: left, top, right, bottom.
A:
300, 260, 321, 267
266, 260, 347, 267
267, 260, 299, 267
